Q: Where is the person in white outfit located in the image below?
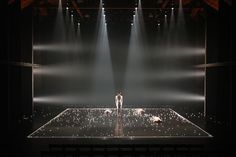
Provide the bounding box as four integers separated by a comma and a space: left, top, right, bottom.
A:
115, 92, 123, 109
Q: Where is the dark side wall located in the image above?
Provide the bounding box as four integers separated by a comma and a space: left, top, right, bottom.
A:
1, 1, 33, 155
205, 0, 234, 137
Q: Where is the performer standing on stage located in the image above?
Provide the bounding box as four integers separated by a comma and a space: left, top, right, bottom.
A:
115, 92, 123, 109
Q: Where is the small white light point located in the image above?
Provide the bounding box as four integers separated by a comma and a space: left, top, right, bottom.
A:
66, 7, 69, 10
171, 7, 174, 10
135, 7, 137, 10
131, 23, 133, 26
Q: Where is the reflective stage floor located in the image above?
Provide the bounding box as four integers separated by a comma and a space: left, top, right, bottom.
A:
28, 108, 212, 138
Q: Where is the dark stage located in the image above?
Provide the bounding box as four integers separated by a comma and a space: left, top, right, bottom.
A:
2, 0, 234, 156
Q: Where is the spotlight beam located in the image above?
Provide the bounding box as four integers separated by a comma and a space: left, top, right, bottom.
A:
91, 0, 115, 104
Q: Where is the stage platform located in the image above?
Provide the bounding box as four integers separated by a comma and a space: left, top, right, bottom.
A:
28, 108, 212, 138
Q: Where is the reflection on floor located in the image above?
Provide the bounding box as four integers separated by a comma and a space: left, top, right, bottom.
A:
28, 108, 212, 138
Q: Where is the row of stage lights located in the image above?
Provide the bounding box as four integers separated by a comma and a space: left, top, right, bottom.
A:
131, 8, 174, 28
66, 0, 81, 26
65, 9, 80, 26
65, 0, 175, 28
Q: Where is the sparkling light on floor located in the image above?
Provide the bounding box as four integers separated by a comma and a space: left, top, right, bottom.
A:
28, 108, 212, 138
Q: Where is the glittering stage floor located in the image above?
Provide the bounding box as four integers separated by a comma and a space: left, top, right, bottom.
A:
28, 108, 212, 138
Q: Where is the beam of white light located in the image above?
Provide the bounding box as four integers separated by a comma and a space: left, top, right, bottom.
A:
91, 0, 115, 103
33, 95, 91, 104
77, 23, 81, 40
123, 89, 205, 104
150, 47, 205, 58
51, 0, 66, 43
69, 12, 76, 41
137, 0, 145, 35
33, 64, 90, 76
124, 0, 146, 102
33, 43, 85, 52
125, 70, 205, 81
66, 5, 70, 19
144, 90, 205, 102
172, 0, 187, 46
168, 6, 175, 40
58, 0, 62, 11
178, 0, 184, 21
33, 92, 119, 105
